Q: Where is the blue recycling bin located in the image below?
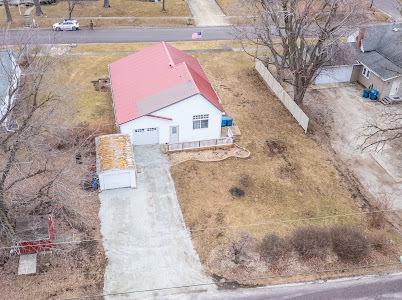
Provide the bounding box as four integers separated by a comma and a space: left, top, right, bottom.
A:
362, 89, 370, 98
369, 89, 379, 101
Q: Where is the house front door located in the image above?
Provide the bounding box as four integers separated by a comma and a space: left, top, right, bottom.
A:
390, 80, 400, 97
169, 126, 179, 143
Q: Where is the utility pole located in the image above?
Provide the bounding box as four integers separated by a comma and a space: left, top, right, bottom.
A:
370, 0, 374, 8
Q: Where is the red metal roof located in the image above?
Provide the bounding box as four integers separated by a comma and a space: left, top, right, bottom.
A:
109, 42, 224, 125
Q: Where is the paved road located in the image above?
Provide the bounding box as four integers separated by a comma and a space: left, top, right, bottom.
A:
372, 0, 402, 21
2, 26, 238, 45
99, 145, 212, 299
190, 273, 402, 300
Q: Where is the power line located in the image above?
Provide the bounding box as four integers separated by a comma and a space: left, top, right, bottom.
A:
1, 208, 401, 251
64, 262, 400, 300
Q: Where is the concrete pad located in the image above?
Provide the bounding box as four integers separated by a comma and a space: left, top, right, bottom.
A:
99, 145, 214, 299
371, 141, 402, 182
18, 254, 37, 275
187, 0, 230, 27
305, 84, 402, 209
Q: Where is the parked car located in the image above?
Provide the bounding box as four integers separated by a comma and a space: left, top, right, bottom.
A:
52, 19, 80, 31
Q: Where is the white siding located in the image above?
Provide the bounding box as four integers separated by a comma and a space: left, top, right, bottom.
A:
119, 94, 223, 145
99, 169, 136, 191
315, 66, 354, 85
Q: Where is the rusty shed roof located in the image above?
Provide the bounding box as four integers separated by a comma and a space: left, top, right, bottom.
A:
95, 134, 135, 173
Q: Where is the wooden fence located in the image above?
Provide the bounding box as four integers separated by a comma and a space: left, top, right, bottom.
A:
255, 60, 309, 132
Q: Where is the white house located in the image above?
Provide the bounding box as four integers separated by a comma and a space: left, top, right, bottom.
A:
108, 42, 226, 146
315, 23, 402, 100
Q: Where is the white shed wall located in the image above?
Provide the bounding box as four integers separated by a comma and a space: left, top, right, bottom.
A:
99, 169, 136, 191
315, 65, 354, 85
119, 94, 223, 145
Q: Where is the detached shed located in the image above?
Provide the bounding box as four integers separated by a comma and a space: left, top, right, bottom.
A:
96, 134, 136, 191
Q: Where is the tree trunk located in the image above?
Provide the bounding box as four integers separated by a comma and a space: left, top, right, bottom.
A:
33, 0, 44, 16
3, 0, 12, 23
103, 0, 110, 8
0, 197, 15, 243
162, 0, 166, 12
293, 83, 307, 105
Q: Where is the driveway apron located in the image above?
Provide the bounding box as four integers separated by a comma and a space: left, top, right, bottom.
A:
187, 0, 230, 26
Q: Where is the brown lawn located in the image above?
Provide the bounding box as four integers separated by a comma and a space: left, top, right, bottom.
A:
170, 51, 402, 284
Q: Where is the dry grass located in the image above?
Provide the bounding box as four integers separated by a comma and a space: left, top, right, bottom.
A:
52, 53, 120, 126
1, 0, 190, 27
69, 40, 244, 53
170, 51, 402, 282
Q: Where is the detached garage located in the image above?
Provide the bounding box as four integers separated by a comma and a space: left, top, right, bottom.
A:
96, 134, 136, 191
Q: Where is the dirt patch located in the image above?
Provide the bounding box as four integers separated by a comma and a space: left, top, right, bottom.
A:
265, 140, 287, 156
169, 145, 250, 165
229, 187, 245, 198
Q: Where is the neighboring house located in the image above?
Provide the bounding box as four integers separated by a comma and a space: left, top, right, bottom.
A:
109, 42, 225, 146
314, 44, 359, 85
315, 23, 402, 100
0, 50, 21, 129
352, 23, 402, 99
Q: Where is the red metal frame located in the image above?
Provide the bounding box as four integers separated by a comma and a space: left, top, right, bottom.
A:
18, 215, 56, 255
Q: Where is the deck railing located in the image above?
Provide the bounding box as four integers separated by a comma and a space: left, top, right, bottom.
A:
168, 136, 233, 152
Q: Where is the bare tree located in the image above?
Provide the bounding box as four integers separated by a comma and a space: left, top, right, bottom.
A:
360, 110, 402, 151
3, 0, 12, 23
241, 0, 363, 104
67, 0, 81, 19
33, 0, 44, 16
162, 0, 166, 12
0, 35, 100, 245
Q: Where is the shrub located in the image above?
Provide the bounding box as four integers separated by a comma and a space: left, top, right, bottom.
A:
229, 233, 256, 264
260, 234, 289, 262
369, 231, 389, 253
330, 225, 370, 261
291, 226, 331, 259
368, 198, 390, 229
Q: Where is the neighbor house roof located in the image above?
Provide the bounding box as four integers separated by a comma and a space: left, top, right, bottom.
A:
109, 42, 224, 125
358, 23, 402, 80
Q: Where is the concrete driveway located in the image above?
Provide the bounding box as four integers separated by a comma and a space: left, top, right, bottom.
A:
99, 145, 213, 299
305, 84, 402, 209
371, 0, 402, 21
188, 0, 230, 26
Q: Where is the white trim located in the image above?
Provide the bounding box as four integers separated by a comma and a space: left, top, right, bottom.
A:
362, 66, 370, 79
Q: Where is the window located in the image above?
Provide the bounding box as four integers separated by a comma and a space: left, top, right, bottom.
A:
193, 114, 209, 129
362, 67, 370, 79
